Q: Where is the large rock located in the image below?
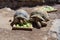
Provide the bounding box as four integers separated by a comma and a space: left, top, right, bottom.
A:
48, 19, 60, 40
0, 7, 15, 17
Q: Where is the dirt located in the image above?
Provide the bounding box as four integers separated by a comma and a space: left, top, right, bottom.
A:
0, 4, 60, 40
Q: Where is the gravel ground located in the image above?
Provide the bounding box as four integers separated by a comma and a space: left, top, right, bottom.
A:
0, 4, 60, 40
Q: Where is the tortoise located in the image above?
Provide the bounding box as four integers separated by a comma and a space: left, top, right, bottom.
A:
30, 10, 49, 28
10, 9, 30, 27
